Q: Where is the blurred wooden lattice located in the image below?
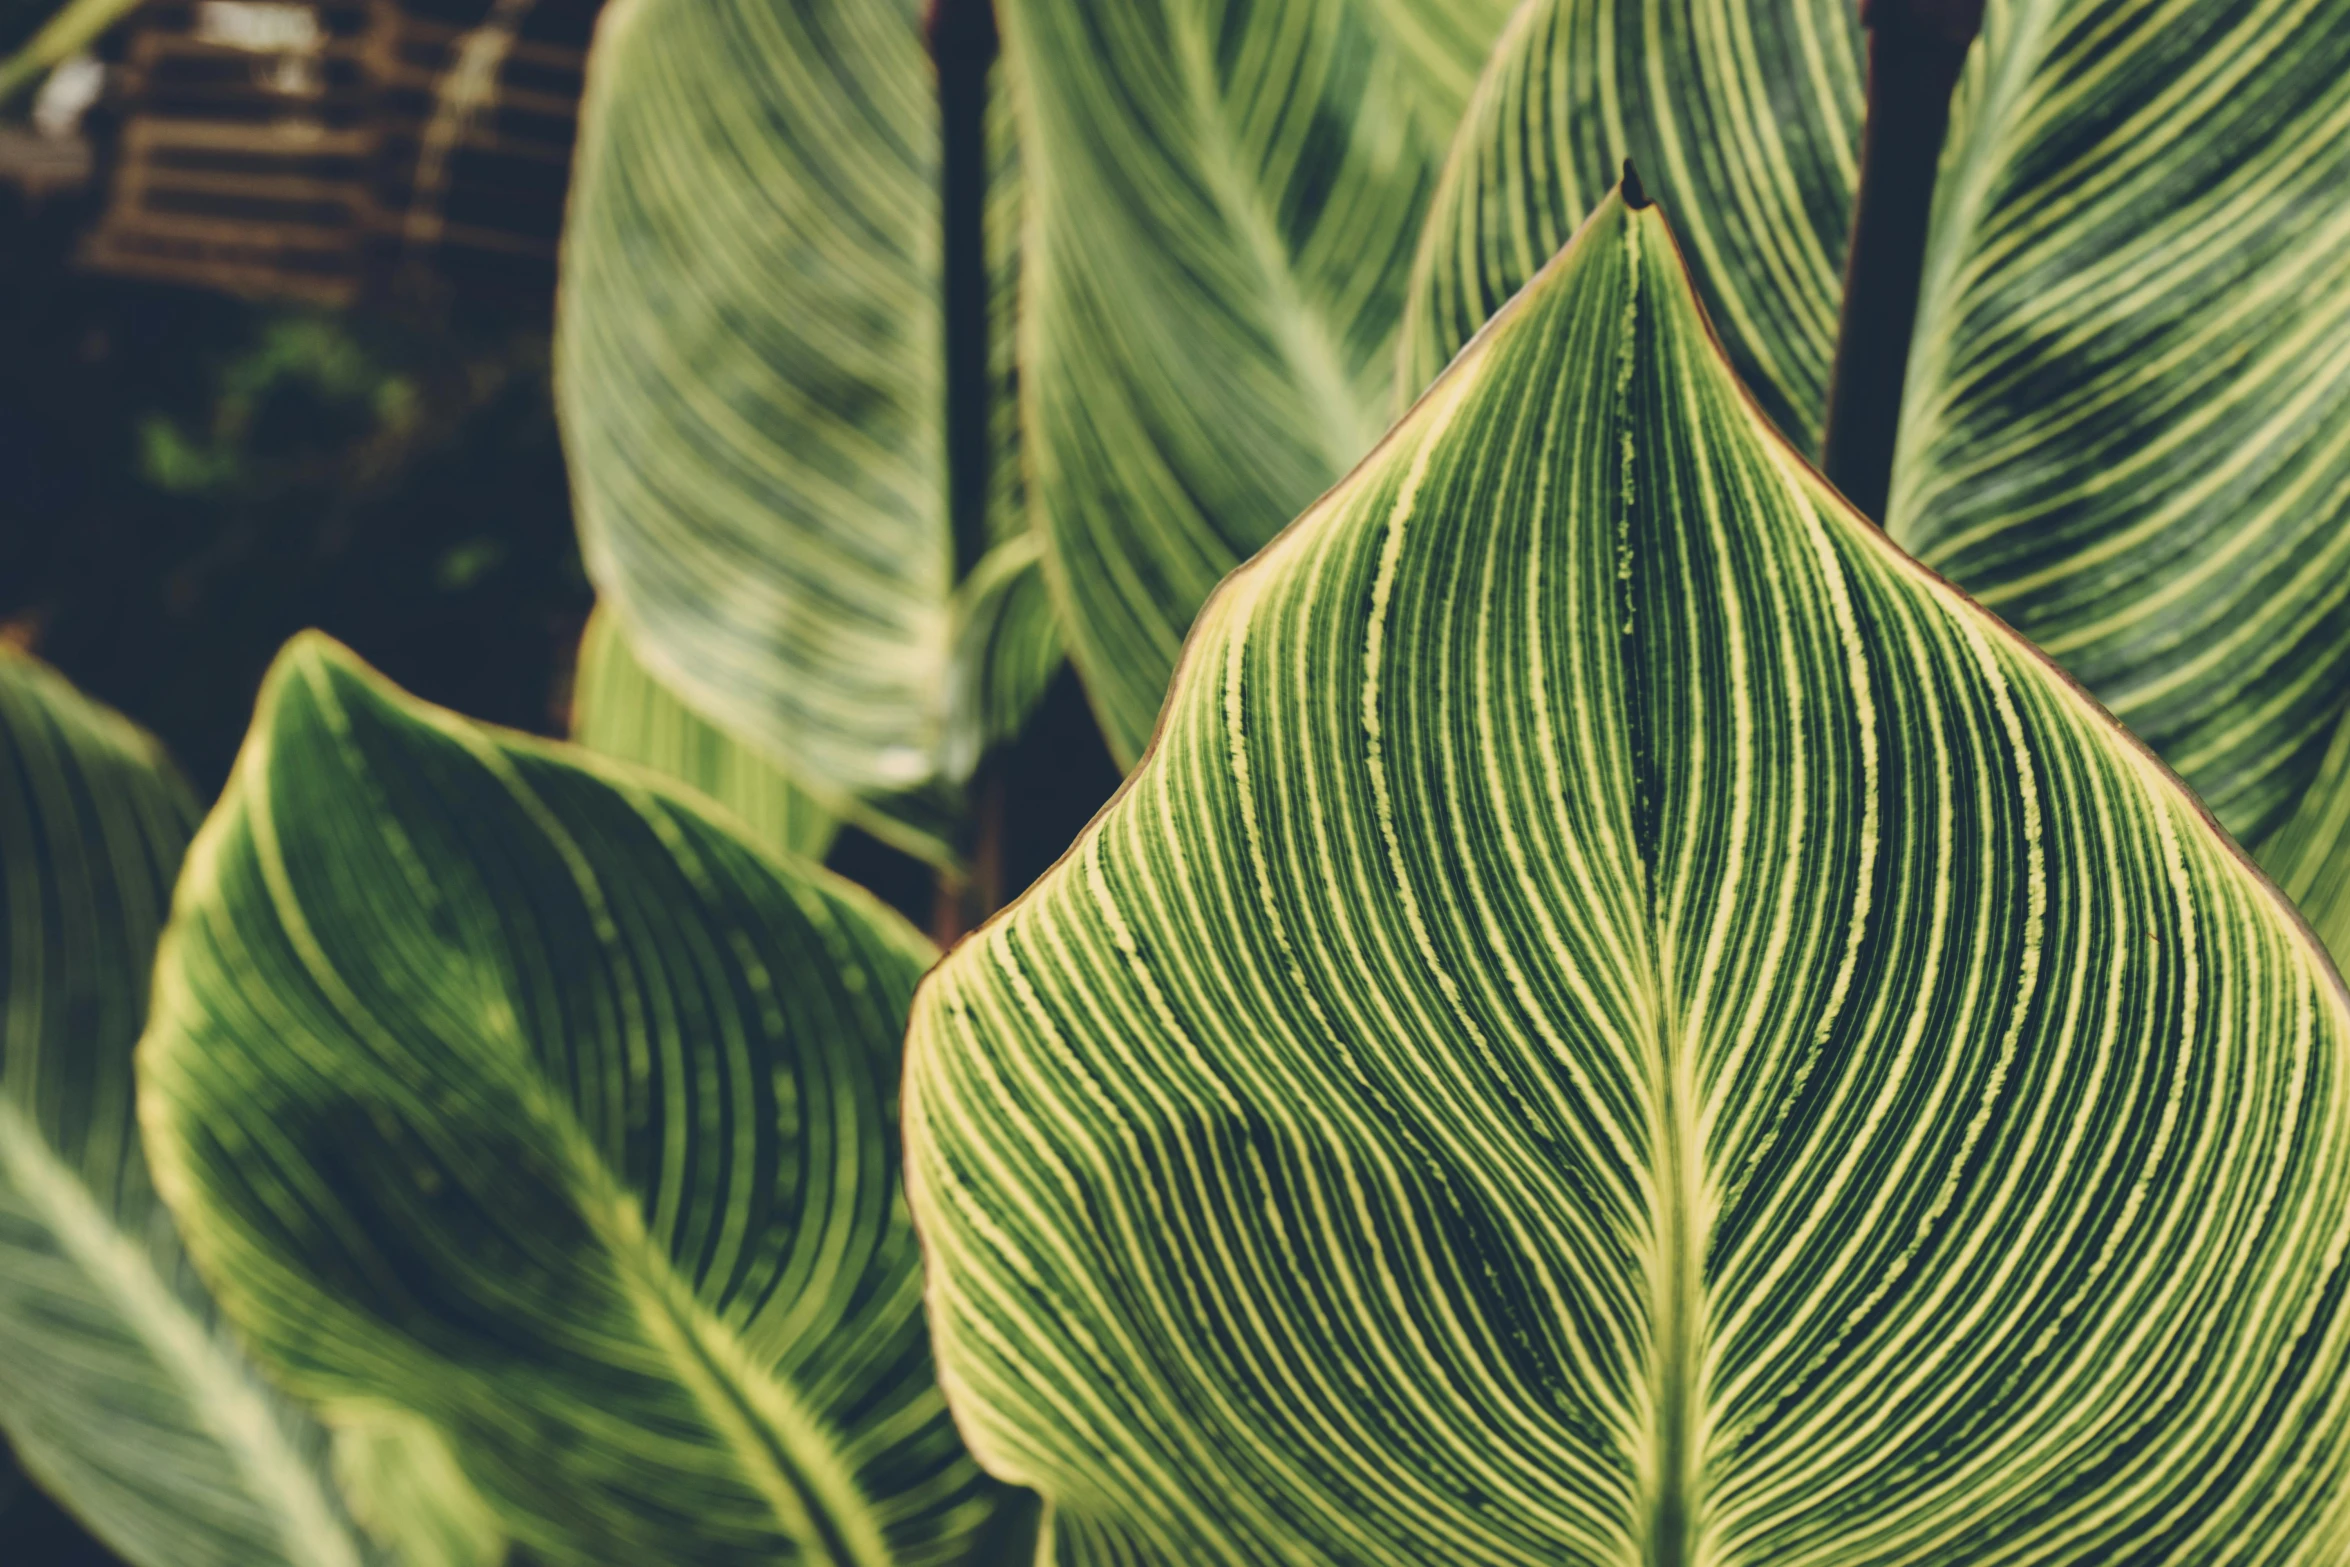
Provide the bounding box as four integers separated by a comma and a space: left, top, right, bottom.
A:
81, 0, 599, 306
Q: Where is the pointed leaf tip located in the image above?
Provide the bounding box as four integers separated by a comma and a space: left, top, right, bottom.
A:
1620, 157, 1648, 209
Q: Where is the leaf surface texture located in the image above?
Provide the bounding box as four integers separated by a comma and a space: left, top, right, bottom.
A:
906, 194, 2350, 1565
141, 637, 1000, 1567
0, 650, 376, 1567
1007, 0, 1517, 762
1889, 0, 2350, 845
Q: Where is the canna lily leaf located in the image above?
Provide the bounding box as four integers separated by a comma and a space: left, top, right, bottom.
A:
330, 1413, 506, 1567
139, 635, 1006, 1567
1006, 0, 1519, 765
0, 649, 379, 1567
1400, 0, 1863, 450
943, 533, 1065, 786
571, 605, 842, 863
904, 190, 2350, 1562
1889, 1, 2350, 849
2264, 703, 2350, 973
561, 0, 972, 806
561, 0, 1050, 809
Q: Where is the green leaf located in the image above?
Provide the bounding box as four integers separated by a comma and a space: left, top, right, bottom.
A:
558, 0, 951, 800
1007, 0, 1518, 764
569, 606, 973, 876
2264, 701, 2350, 975
944, 535, 1066, 785
904, 192, 2350, 1561
0, 649, 376, 1567
1889, 1, 2350, 846
0, 0, 136, 100
140, 636, 1005, 1567
1399, 0, 1862, 450
330, 1412, 505, 1567
572, 606, 841, 863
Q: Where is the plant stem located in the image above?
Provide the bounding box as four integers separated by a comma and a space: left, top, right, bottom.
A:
928, 0, 1002, 944
1819, 0, 1984, 524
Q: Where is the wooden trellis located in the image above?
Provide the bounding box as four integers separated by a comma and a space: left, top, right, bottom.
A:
79, 0, 599, 306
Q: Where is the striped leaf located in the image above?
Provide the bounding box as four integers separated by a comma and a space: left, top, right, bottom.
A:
944, 534, 1065, 786
558, 0, 951, 801
904, 191, 2350, 1562
1400, 0, 1863, 450
2265, 702, 2350, 973
1889, 0, 2350, 849
0, 649, 377, 1567
572, 606, 842, 863
139, 636, 1005, 1567
1007, 0, 1518, 764
560, 0, 1054, 809
331, 1414, 506, 1567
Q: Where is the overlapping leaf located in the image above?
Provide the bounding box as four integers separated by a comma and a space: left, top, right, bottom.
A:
571, 606, 841, 862
2265, 703, 2350, 973
1006, 0, 1518, 763
905, 192, 2350, 1563
139, 636, 1004, 1567
558, 0, 951, 800
1889, 0, 2350, 847
943, 534, 1064, 786
1401, 0, 1862, 448
0, 649, 376, 1567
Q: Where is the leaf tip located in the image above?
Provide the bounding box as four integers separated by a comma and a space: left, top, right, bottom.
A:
1620, 158, 1649, 210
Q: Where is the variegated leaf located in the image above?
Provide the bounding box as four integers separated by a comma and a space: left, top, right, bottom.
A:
2265, 702, 2350, 974
0, 649, 379, 1567
559, 0, 950, 800
1401, 0, 1863, 450
1889, 0, 2350, 848
139, 636, 1004, 1567
944, 534, 1066, 786
1007, 0, 1518, 764
905, 190, 2350, 1564
571, 605, 842, 863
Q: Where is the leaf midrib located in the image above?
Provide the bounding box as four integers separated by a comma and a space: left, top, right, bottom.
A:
0, 1098, 364, 1567
245, 672, 898, 1567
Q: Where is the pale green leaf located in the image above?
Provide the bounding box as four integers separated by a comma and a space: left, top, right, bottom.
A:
1400, 0, 1862, 449
2264, 700, 2350, 975
1008, 0, 1518, 764
572, 605, 841, 863
905, 192, 2350, 1562
1890, 0, 2350, 846
331, 1413, 506, 1567
557, 0, 949, 800
139, 635, 1006, 1567
0, 649, 378, 1567
944, 535, 1066, 786
571, 604, 968, 878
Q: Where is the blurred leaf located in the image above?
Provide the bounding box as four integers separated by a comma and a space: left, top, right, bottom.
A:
943, 535, 1063, 786
559, 0, 956, 800
571, 604, 839, 862
0, 648, 378, 1567
1400, 0, 1862, 448
1890, 0, 2350, 847
142, 635, 1006, 1567
1004, 0, 1519, 764
331, 1412, 505, 1567
0, 0, 137, 100
2264, 701, 2350, 972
